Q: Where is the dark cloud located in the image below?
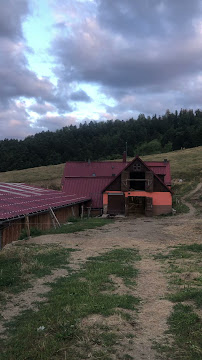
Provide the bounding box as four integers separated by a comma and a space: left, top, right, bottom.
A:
35, 114, 77, 132
51, 0, 202, 117
97, 0, 201, 38
0, 0, 29, 40
70, 89, 91, 102
29, 102, 56, 115
0, 100, 34, 139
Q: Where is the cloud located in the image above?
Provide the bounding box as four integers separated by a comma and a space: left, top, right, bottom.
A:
0, 100, 34, 139
70, 89, 92, 102
0, 0, 29, 40
51, 0, 202, 118
35, 114, 78, 131
0, 0, 75, 139
1, 0, 202, 140
97, 0, 201, 38
29, 102, 56, 115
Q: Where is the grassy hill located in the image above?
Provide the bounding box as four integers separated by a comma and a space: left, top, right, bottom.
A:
0, 146, 201, 200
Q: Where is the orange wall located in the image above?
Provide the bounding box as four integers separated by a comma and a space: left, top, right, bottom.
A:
103, 191, 172, 206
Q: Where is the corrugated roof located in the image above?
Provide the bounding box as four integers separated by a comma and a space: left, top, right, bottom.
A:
62, 160, 171, 186
62, 161, 127, 184
0, 183, 90, 220
63, 177, 112, 208
145, 162, 171, 185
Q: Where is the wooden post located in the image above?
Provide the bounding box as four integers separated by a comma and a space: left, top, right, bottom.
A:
71, 206, 75, 217
25, 215, 30, 239
87, 207, 91, 218
81, 205, 84, 219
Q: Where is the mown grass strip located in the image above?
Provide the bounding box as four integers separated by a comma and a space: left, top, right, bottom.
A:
155, 243, 202, 360
0, 248, 140, 360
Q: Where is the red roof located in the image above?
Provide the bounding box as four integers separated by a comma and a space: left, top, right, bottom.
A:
0, 183, 90, 220
63, 177, 112, 208
62, 160, 171, 186
145, 161, 171, 185
62, 161, 127, 184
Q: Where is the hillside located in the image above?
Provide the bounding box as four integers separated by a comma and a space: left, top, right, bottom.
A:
0, 146, 201, 208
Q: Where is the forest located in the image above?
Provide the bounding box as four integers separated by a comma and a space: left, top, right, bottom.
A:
0, 108, 202, 172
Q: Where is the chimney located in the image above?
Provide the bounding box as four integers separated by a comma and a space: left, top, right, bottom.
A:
164, 158, 168, 163
123, 151, 127, 163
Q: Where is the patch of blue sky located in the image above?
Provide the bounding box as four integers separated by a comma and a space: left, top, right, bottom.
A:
23, 0, 55, 79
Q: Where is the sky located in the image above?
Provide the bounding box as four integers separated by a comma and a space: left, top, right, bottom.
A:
1, 0, 202, 140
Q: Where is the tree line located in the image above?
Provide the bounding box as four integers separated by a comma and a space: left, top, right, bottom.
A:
0, 108, 202, 172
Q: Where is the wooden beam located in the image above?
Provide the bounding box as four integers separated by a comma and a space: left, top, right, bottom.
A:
25, 215, 30, 239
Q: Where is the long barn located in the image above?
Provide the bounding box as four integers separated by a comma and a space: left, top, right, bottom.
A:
0, 183, 90, 249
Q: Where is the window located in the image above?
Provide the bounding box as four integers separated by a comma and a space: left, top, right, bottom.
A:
133, 163, 141, 171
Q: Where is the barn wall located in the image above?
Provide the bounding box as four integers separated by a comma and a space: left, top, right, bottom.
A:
1, 204, 81, 249
103, 191, 172, 216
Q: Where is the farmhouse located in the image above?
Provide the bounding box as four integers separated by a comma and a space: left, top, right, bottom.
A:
62, 154, 172, 216
0, 183, 90, 249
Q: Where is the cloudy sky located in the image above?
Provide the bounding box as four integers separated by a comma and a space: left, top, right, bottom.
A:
1, 0, 202, 139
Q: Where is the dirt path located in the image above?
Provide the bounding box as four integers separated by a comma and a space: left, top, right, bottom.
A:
131, 253, 173, 360
181, 181, 202, 216
0, 212, 201, 358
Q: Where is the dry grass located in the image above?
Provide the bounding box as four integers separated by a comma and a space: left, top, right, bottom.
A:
0, 163, 65, 189
142, 146, 202, 182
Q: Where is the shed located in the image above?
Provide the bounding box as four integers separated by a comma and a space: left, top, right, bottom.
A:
0, 183, 90, 249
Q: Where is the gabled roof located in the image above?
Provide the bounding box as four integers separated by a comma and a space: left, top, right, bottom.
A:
102, 156, 172, 193
0, 183, 90, 221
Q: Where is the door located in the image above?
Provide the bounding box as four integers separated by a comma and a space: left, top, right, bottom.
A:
128, 196, 145, 216
108, 194, 125, 215
145, 197, 153, 216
